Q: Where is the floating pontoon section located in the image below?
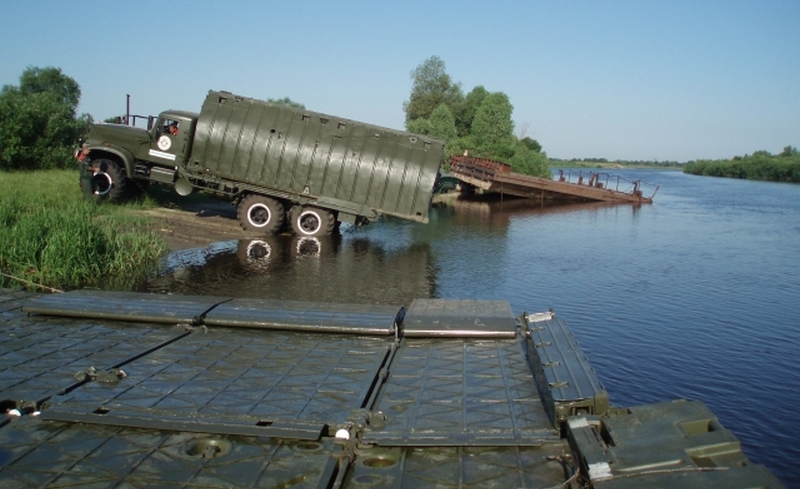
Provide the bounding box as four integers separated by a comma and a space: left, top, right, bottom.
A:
22, 290, 228, 324
523, 311, 609, 425
23, 290, 403, 334
567, 399, 787, 488
1, 289, 785, 488
204, 298, 403, 335
402, 298, 517, 338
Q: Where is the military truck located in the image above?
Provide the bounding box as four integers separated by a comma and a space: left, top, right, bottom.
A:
77, 90, 445, 237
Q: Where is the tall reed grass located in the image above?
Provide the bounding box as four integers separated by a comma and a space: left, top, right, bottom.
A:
0, 170, 168, 291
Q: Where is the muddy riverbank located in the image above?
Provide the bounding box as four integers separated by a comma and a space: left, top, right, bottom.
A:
142, 192, 461, 252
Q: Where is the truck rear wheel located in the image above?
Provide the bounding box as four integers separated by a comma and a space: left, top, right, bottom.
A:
289, 206, 336, 237
238, 194, 285, 235
82, 158, 131, 202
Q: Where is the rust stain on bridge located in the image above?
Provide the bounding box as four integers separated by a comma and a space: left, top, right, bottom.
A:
450, 156, 658, 204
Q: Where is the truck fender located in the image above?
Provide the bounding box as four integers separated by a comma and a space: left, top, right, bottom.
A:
86, 146, 137, 178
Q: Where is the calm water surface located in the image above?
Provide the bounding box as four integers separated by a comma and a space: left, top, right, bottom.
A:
153, 170, 800, 485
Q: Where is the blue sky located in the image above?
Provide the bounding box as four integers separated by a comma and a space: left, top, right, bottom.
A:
3, 1, 798, 162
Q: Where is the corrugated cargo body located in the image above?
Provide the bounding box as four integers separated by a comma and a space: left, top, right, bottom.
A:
192, 91, 444, 223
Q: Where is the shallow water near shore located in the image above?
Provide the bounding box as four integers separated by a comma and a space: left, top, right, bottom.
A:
151, 169, 800, 485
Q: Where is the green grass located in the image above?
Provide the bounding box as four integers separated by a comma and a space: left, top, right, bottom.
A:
0, 169, 169, 292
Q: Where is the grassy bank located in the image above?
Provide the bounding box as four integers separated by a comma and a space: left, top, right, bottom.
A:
0, 170, 168, 292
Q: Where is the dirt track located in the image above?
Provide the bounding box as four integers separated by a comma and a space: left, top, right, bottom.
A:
139, 202, 245, 252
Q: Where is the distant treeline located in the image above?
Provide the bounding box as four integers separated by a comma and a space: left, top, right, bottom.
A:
683, 147, 800, 183
548, 158, 682, 169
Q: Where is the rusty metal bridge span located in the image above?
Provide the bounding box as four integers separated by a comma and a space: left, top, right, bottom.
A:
449, 156, 658, 204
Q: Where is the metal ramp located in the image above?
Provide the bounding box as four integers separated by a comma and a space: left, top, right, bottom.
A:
450, 155, 657, 204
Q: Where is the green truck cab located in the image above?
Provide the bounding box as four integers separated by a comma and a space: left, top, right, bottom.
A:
78, 90, 445, 237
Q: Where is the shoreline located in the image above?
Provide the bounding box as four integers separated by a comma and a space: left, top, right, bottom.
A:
145, 191, 464, 253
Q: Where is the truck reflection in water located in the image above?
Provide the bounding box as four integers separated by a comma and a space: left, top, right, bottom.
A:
148, 196, 623, 306
150, 232, 435, 306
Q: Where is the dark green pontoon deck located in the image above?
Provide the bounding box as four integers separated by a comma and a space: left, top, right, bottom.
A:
0, 289, 786, 488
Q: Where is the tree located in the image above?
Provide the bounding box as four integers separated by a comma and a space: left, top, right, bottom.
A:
406, 117, 433, 136
267, 96, 305, 109
520, 136, 543, 153
470, 92, 514, 147
0, 67, 88, 171
509, 142, 548, 176
455, 86, 488, 137
402, 57, 550, 178
428, 104, 457, 141
404, 56, 464, 126
406, 103, 457, 143
19, 66, 80, 108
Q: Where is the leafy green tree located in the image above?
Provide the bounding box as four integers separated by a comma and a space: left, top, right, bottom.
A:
520, 136, 543, 153
428, 104, 457, 141
404, 56, 464, 125
406, 117, 433, 136
470, 92, 514, 147
267, 96, 305, 109
20, 67, 80, 108
403, 57, 550, 178
509, 142, 549, 176
455, 86, 488, 137
0, 67, 89, 171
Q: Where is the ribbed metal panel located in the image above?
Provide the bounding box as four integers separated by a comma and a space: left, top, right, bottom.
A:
525, 313, 609, 423
204, 298, 402, 335
0, 314, 183, 405
192, 91, 443, 222
22, 290, 228, 324
402, 299, 517, 338
3, 290, 784, 488
364, 338, 558, 446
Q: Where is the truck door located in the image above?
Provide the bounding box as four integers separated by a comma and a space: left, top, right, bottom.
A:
148, 116, 192, 166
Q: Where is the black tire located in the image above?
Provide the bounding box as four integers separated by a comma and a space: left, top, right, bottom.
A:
238, 194, 285, 235
289, 206, 336, 237
84, 158, 131, 202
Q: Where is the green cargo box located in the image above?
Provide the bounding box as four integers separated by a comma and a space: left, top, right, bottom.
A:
190, 91, 444, 223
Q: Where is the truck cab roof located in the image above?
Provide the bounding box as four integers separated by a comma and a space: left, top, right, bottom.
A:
159, 110, 199, 121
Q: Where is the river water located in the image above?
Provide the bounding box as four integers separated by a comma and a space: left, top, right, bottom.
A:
152, 169, 800, 485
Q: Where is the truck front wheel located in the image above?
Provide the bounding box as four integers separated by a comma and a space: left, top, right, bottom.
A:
82, 158, 131, 202
238, 194, 285, 235
289, 206, 336, 237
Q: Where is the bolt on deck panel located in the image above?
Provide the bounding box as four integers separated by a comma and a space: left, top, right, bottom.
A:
48, 326, 394, 426
0, 417, 338, 488
365, 338, 558, 446
0, 314, 184, 405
